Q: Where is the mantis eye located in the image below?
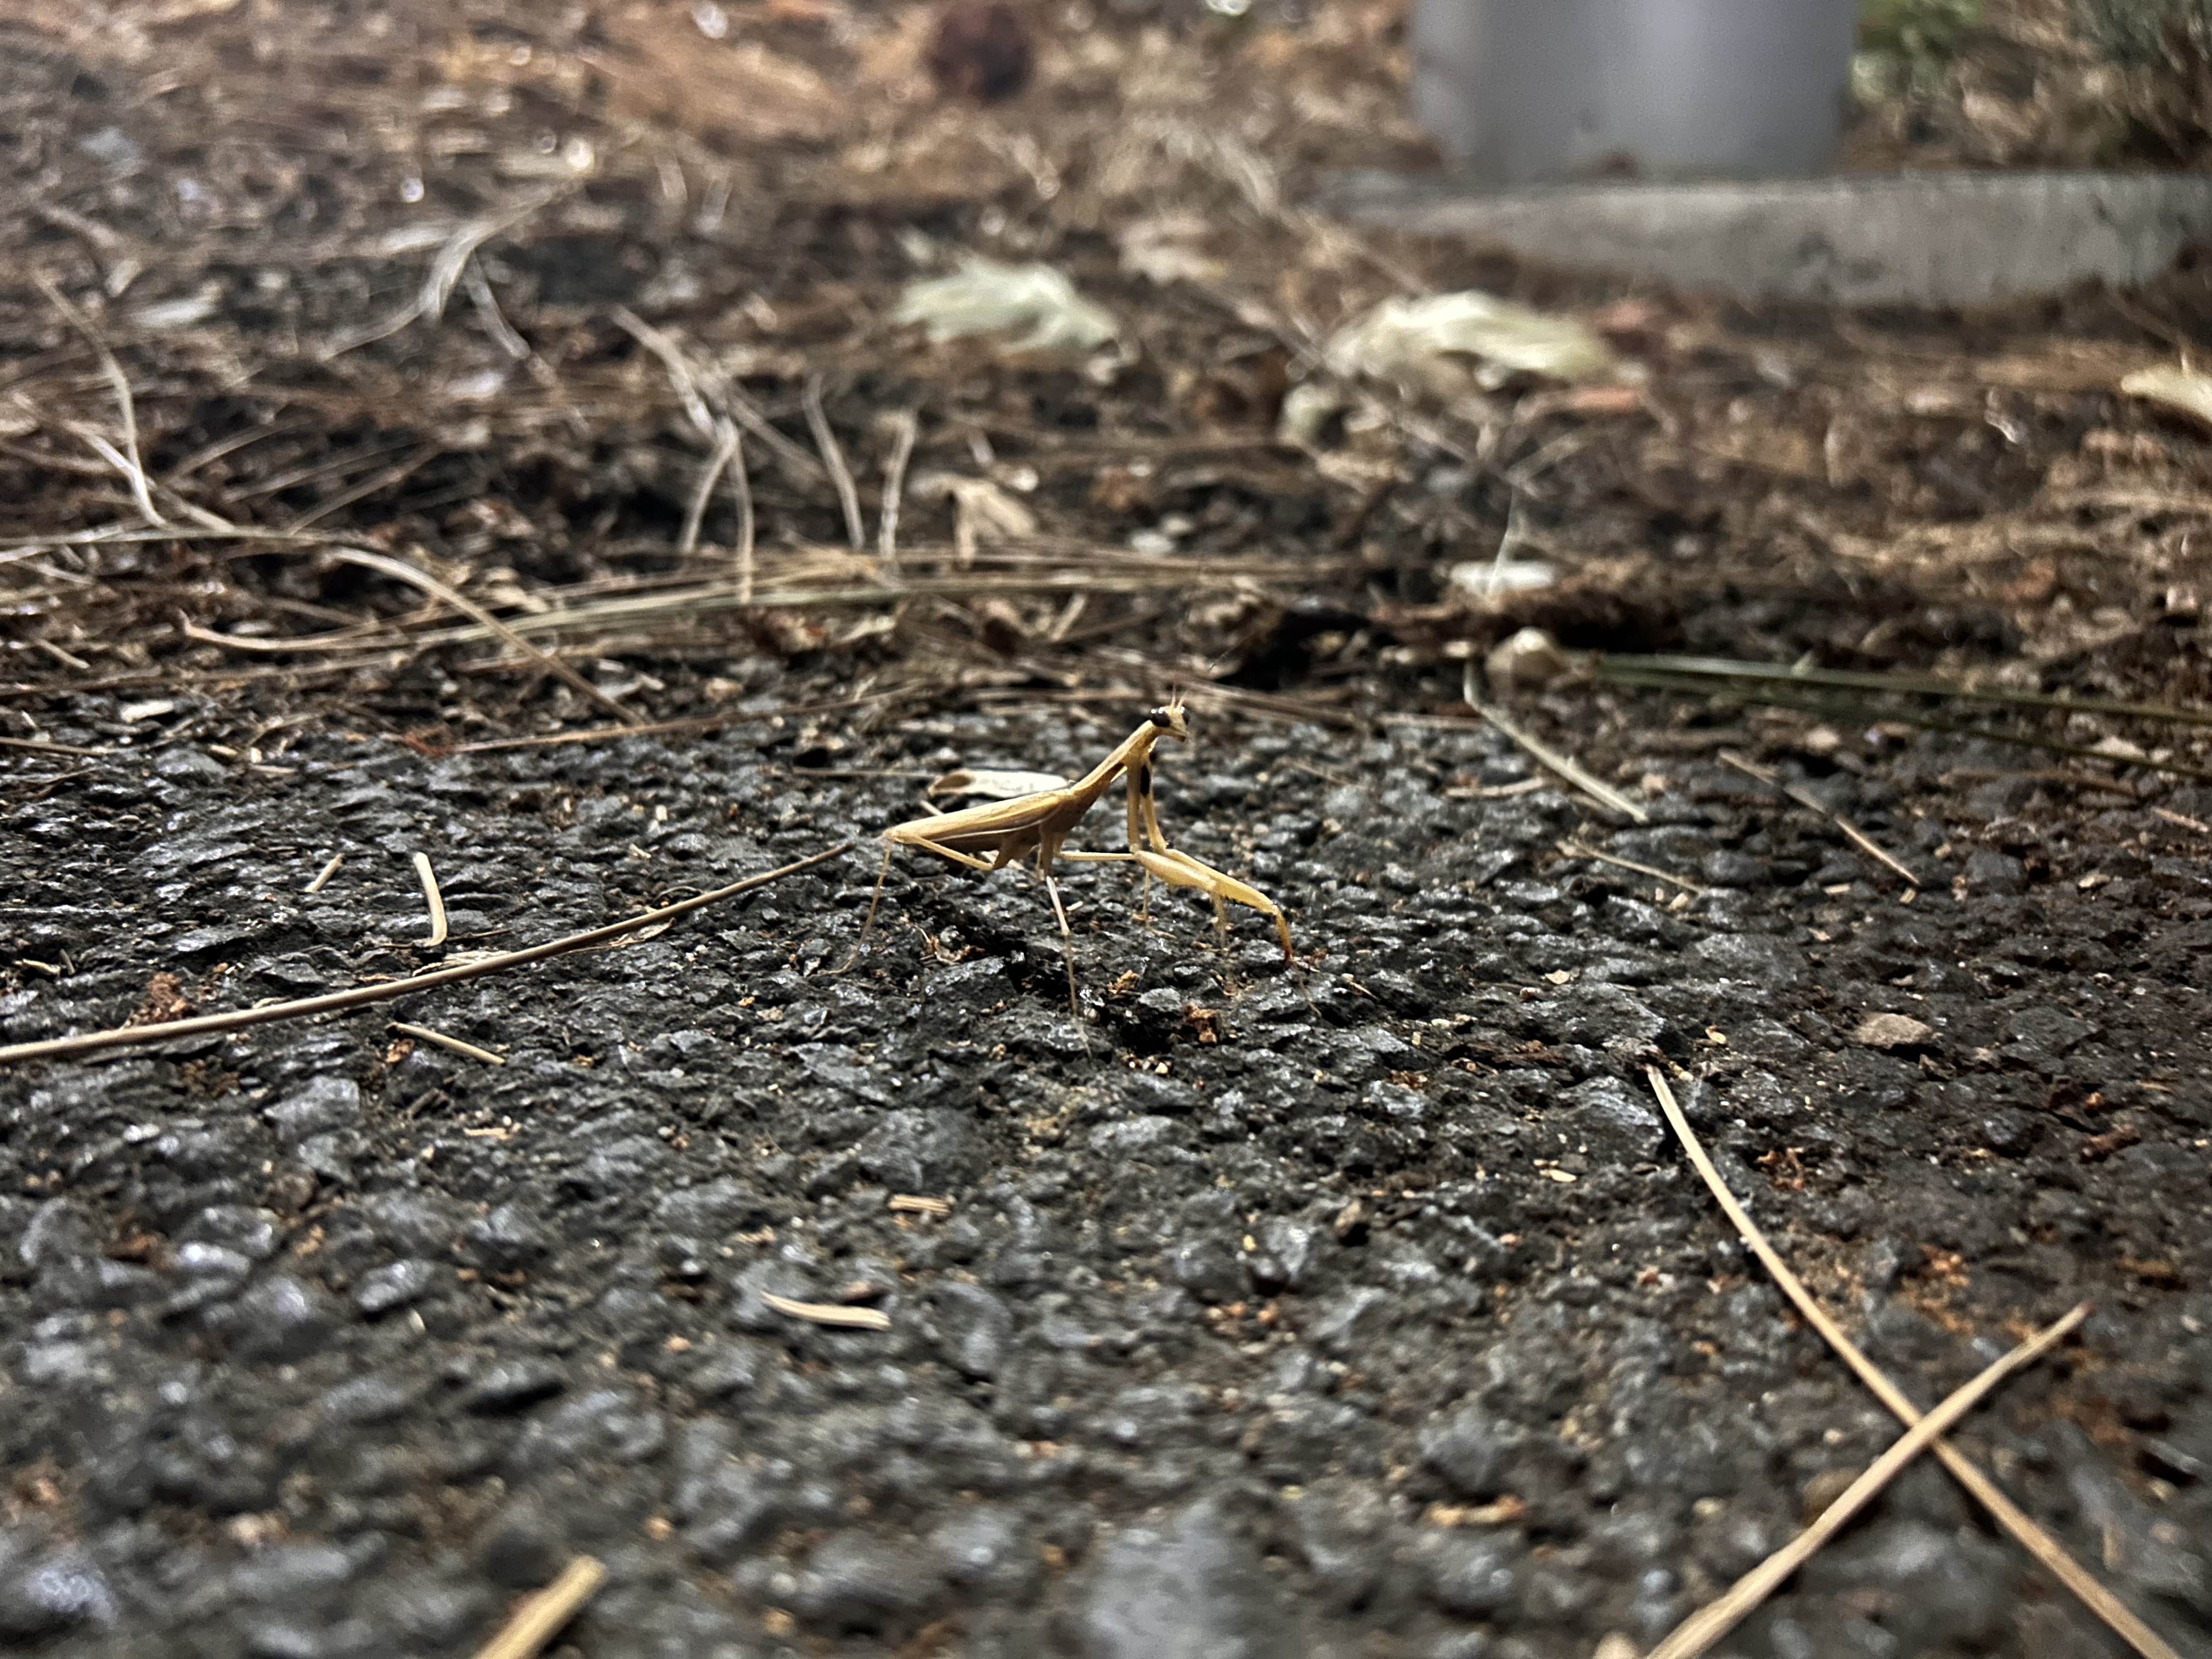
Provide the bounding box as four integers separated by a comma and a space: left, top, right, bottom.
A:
1148, 708, 1174, 729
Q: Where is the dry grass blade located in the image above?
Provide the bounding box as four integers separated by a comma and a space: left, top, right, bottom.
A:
805, 369, 866, 552
411, 567, 1249, 652
35, 272, 162, 529
411, 852, 449, 947
879, 408, 919, 569
680, 416, 739, 557
286, 443, 440, 533
729, 421, 756, 602
1719, 750, 1920, 888
1555, 837, 1702, 893
760, 1293, 892, 1330
1644, 1303, 2090, 1659
0, 735, 108, 757
326, 190, 566, 361
326, 545, 633, 723
0, 843, 854, 1067
303, 854, 343, 895
610, 304, 714, 437
1644, 1066, 2182, 1659
1466, 674, 1649, 823
464, 258, 531, 360
1601, 654, 2212, 731
390, 1021, 504, 1064
611, 306, 823, 486
470, 1554, 605, 1659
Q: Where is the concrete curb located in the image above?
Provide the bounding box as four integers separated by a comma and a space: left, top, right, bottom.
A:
1317, 169, 2212, 308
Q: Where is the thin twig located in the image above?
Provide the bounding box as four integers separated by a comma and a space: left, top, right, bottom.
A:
609, 305, 716, 437
1466, 668, 1647, 823
464, 257, 531, 360
1645, 1066, 2181, 1659
680, 416, 739, 557
70, 425, 235, 530
471, 1555, 606, 1659
878, 409, 919, 570
805, 369, 867, 552
324, 190, 565, 361
1719, 751, 1918, 887
610, 307, 823, 483
0, 843, 854, 1066
285, 443, 441, 533
0, 735, 109, 757
35, 273, 162, 529
1556, 837, 1702, 893
730, 422, 755, 603
304, 854, 343, 895
412, 852, 449, 948
1604, 652, 2212, 731
1644, 1303, 2090, 1659
326, 545, 633, 723
1485, 489, 1529, 593
391, 1021, 505, 1065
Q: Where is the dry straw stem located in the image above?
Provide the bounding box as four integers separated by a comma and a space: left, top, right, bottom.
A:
729, 420, 757, 602
803, 368, 867, 552
325, 545, 633, 723
878, 408, 919, 569
1604, 654, 2212, 731
390, 1021, 504, 1065
1465, 682, 1649, 823
0, 843, 854, 1068
679, 415, 740, 557
0, 735, 108, 757
1555, 837, 1702, 894
608, 306, 823, 484
1599, 657, 2212, 786
32, 272, 162, 531
1644, 1066, 2181, 1659
1644, 1302, 2090, 1659
324, 189, 569, 362
1717, 750, 1920, 888
411, 852, 449, 948
470, 1554, 606, 1659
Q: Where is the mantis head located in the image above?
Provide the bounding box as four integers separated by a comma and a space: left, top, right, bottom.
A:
1148, 697, 1189, 742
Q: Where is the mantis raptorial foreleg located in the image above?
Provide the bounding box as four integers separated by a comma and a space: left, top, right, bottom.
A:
1121, 758, 1295, 960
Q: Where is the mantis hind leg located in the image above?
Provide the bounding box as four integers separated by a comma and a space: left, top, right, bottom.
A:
828, 842, 896, 975
1037, 851, 1092, 1051
1125, 764, 1157, 926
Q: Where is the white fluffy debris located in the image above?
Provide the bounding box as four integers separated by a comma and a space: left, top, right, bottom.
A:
1327, 290, 1614, 395
892, 257, 1120, 354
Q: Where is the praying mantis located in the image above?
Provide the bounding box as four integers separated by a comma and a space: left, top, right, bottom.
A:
844, 697, 1294, 1025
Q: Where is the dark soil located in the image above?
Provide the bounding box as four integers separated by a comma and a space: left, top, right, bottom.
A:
3, 1, 2212, 1657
